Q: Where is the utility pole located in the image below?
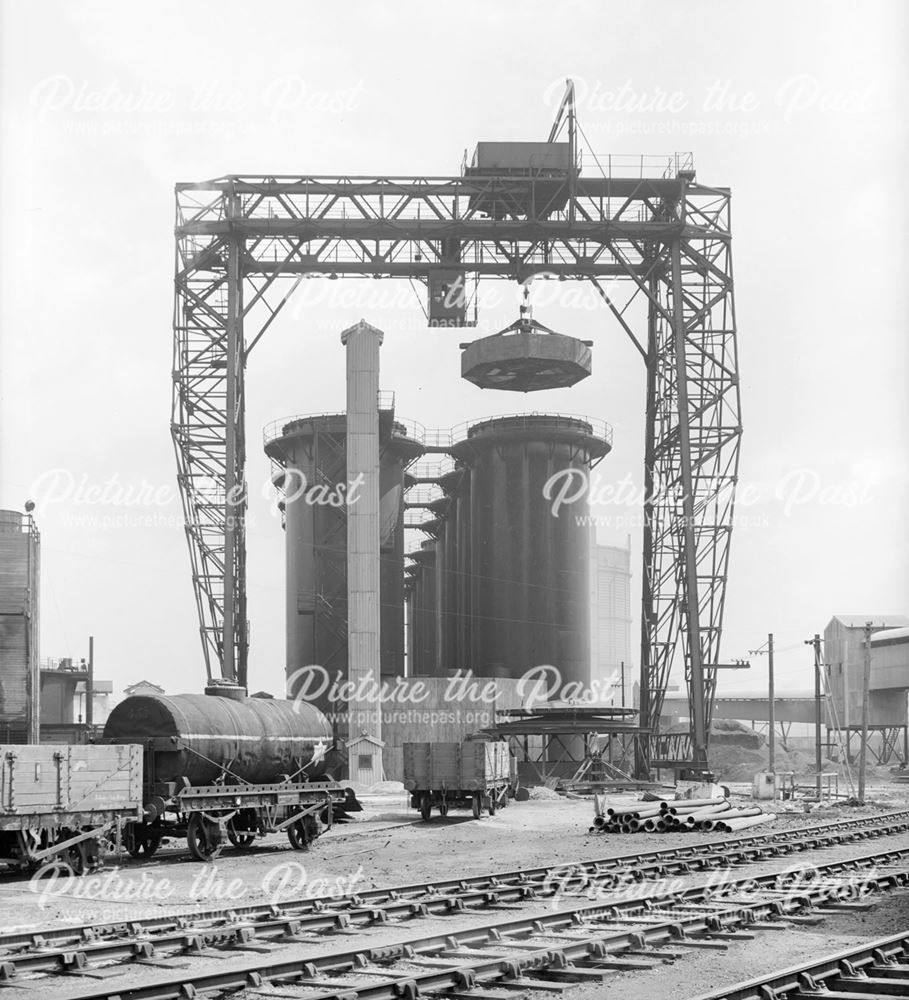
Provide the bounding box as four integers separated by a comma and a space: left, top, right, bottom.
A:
747, 637, 775, 776
805, 634, 823, 799
86, 635, 94, 730
620, 660, 625, 708
858, 621, 873, 803
767, 633, 775, 773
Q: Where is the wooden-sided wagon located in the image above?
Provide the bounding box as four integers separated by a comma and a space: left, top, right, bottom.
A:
403, 739, 514, 820
0, 744, 143, 873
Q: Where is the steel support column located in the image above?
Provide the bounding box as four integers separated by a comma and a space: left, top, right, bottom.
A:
223, 235, 241, 684
636, 276, 658, 779
669, 236, 708, 764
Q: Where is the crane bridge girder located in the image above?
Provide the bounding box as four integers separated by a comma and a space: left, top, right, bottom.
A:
172, 157, 741, 777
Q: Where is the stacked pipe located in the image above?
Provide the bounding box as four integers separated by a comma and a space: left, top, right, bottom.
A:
590, 796, 777, 835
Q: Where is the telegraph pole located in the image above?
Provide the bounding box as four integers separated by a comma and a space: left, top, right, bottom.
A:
858, 621, 873, 803
805, 634, 823, 799
767, 633, 775, 773
86, 635, 94, 730
747, 637, 775, 775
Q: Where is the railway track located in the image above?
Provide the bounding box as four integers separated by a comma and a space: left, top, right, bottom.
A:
0, 808, 906, 972
0, 809, 906, 994
6, 843, 907, 999
1, 807, 908, 979
691, 928, 909, 999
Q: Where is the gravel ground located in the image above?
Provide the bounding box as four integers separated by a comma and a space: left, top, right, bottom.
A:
0, 784, 906, 1000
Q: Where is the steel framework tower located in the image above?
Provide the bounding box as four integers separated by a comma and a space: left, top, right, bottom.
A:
171, 90, 741, 774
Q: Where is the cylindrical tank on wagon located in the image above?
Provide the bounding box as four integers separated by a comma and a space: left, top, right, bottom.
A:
103, 693, 333, 786
451, 414, 611, 690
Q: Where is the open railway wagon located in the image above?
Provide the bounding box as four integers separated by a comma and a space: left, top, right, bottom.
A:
102, 691, 361, 862
404, 739, 514, 820
0, 743, 143, 873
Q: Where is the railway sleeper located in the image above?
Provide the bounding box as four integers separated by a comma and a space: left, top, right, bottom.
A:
870, 962, 909, 978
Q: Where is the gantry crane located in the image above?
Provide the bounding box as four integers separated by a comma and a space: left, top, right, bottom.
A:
171, 80, 742, 776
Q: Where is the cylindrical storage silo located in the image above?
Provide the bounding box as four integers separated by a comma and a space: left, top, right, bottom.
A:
379, 429, 413, 679
266, 415, 347, 715
452, 467, 472, 671
428, 495, 457, 675
408, 541, 438, 676
404, 563, 417, 674
264, 414, 422, 717
451, 415, 611, 692
438, 469, 468, 674
433, 521, 446, 674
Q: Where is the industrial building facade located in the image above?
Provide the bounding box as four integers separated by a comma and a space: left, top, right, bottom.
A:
0, 510, 40, 743
824, 614, 909, 763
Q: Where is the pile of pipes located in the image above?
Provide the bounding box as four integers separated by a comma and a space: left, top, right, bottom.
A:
591, 797, 776, 834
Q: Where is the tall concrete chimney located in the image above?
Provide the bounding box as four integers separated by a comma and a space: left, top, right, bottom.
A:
341, 319, 384, 785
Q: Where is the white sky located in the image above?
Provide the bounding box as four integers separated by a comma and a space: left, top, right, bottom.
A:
1, 0, 906, 701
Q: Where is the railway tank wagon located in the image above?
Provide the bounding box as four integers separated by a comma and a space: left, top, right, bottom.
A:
103, 689, 360, 861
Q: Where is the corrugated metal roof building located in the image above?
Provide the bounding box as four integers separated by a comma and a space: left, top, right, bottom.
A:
824, 613, 909, 729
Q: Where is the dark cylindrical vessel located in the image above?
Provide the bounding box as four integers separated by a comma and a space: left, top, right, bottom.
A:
451, 415, 610, 689
452, 467, 472, 671
103, 693, 332, 785
438, 468, 469, 674
264, 413, 422, 713
408, 541, 438, 675
379, 448, 408, 677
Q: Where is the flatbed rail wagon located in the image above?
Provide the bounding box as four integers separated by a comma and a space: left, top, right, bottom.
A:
0, 743, 143, 873
404, 739, 513, 820
121, 742, 357, 861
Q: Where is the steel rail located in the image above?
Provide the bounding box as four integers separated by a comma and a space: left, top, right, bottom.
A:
689, 928, 909, 999
1, 808, 907, 975
20, 845, 909, 1000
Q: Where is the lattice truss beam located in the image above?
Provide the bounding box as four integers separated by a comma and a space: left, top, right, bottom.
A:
172, 172, 741, 771
640, 190, 741, 767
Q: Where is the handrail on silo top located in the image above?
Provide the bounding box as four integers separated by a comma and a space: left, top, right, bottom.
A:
265, 410, 612, 452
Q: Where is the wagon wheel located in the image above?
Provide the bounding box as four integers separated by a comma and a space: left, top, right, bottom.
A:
286, 822, 306, 850
287, 815, 318, 851
419, 792, 432, 821
142, 831, 162, 858
126, 828, 161, 858
227, 819, 255, 849
124, 826, 145, 858
471, 792, 482, 819
63, 839, 88, 875
186, 813, 223, 862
